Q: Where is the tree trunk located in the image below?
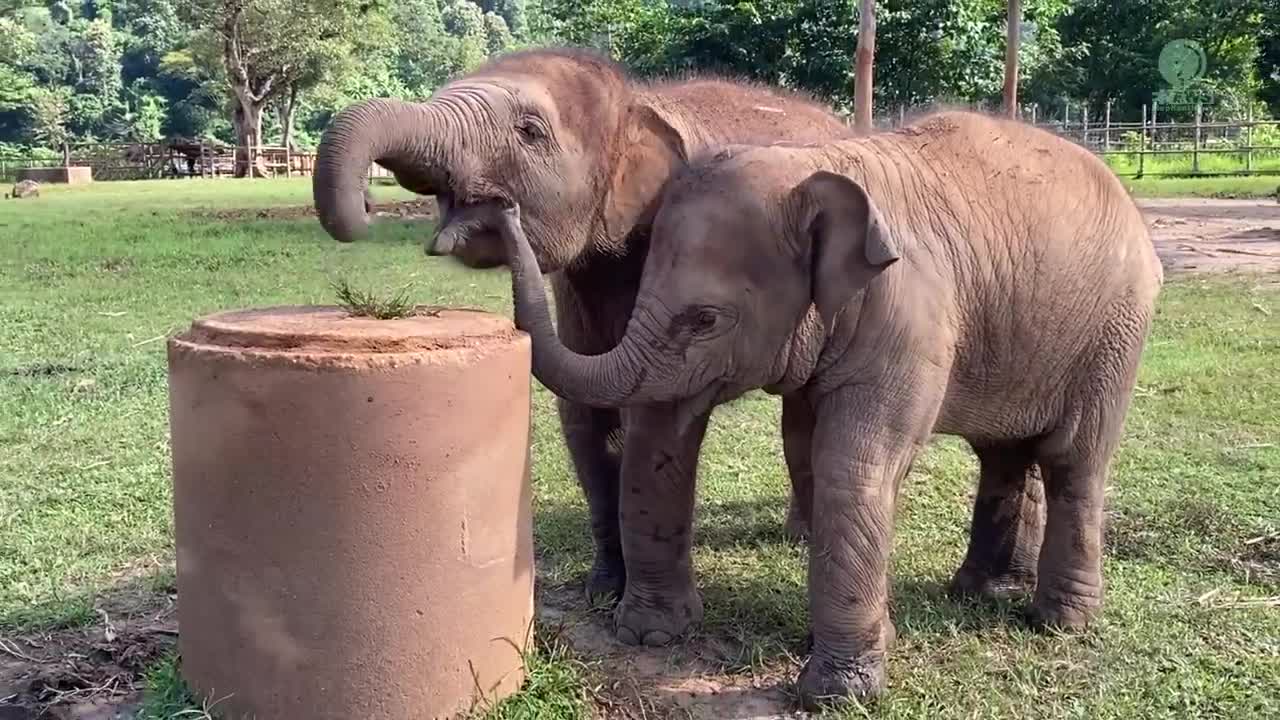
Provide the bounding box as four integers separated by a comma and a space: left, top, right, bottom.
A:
853, 0, 877, 132
1004, 0, 1022, 118
233, 93, 266, 178
278, 85, 299, 152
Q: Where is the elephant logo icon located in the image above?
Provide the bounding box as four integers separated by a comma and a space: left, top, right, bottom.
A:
1158, 39, 1207, 89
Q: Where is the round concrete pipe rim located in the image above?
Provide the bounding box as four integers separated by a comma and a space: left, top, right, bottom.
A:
172, 305, 521, 356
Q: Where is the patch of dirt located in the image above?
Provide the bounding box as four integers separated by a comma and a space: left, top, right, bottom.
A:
188, 198, 439, 223
0, 588, 177, 720
538, 584, 808, 720
1139, 198, 1280, 274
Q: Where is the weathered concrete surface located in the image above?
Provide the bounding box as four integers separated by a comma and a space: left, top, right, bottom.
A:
16, 166, 93, 185
167, 305, 534, 720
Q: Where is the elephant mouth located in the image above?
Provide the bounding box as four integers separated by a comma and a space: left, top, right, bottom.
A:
426, 193, 507, 269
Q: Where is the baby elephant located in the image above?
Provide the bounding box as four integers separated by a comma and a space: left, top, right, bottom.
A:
494, 110, 1164, 709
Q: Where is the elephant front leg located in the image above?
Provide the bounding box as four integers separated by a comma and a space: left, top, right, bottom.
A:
558, 398, 627, 604
782, 393, 816, 543
613, 403, 708, 647
798, 390, 927, 710
949, 442, 1045, 600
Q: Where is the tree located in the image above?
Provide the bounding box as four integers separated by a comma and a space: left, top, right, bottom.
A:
178, 0, 389, 175
854, 0, 876, 130
1004, 0, 1020, 115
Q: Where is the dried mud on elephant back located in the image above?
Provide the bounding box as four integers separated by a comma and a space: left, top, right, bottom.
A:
0, 582, 178, 720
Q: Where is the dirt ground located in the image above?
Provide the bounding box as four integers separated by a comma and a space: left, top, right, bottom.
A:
1138, 198, 1280, 274
0, 583, 177, 720
2, 197, 1277, 720
193, 196, 1280, 275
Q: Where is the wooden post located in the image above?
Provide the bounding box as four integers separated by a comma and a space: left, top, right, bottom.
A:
199, 141, 206, 178
899, 105, 905, 127
1245, 104, 1254, 172
285, 145, 292, 179
1003, 0, 1021, 117
1030, 103, 1037, 126
1104, 100, 1112, 152
62, 142, 70, 167
1193, 102, 1202, 173
1151, 99, 1158, 146
853, 0, 876, 133
1082, 104, 1090, 146
1063, 100, 1070, 136
1139, 104, 1147, 177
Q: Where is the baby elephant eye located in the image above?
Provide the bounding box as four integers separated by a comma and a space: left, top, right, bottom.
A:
695, 309, 718, 330
516, 117, 545, 142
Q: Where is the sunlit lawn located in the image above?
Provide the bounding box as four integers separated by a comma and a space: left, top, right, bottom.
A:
1, 179, 1277, 719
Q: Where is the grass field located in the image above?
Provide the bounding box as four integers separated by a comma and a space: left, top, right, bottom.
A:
1121, 173, 1279, 198
1, 178, 1278, 719
1105, 150, 1280, 179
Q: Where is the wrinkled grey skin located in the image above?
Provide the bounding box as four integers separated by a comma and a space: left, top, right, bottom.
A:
492, 111, 1164, 710
310, 49, 857, 642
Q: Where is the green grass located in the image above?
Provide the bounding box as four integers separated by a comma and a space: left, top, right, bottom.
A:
1105, 149, 1280, 178
2, 178, 1278, 719
1122, 174, 1280, 198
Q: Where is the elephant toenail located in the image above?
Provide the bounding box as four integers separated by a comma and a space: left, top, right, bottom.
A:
615, 625, 641, 646
642, 630, 673, 646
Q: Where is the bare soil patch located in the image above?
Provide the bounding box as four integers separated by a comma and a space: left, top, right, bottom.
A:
187, 195, 1280, 277
1139, 198, 1280, 274
1, 578, 802, 720
189, 197, 439, 223
539, 584, 806, 720
0, 587, 176, 720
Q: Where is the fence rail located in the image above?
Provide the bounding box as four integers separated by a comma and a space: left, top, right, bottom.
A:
0, 140, 393, 184
4, 105, 1280, 184
874, 101, 1280, 177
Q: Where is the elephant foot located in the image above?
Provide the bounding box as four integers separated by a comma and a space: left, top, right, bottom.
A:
800, 618, 896, 656
584, 554, 626, 607
613, 586, 703, 647
783, 506, 810, 544
1026, 592, 1100, 632
796, 651, 887, 711
948, 564, 1037, 601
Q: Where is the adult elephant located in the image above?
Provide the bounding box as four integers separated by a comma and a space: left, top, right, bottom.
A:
312, 49, 1031, 645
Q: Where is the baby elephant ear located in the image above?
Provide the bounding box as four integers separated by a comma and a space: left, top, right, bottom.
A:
791, 171, 901, 334
603, 104, 689, 237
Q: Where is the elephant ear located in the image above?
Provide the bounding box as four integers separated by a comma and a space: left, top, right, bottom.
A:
791, 171, 901, 335
603, 104, 689, 238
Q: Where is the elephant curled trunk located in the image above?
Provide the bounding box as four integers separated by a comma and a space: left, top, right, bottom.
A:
312, 98, 453, 243
489, 203, 653, 407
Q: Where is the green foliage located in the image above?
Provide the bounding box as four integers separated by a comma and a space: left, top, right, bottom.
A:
0, 0, 1273, 151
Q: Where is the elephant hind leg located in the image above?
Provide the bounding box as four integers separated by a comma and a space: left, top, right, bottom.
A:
949, 440, 1046, 601
559, 398, 627, 604
782, 393, 817, 543
1028, 303, 1152, 630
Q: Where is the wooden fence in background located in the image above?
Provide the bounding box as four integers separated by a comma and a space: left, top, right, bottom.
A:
0, 140, 394, 183
4, 107, 1279, 183
873, 101, 1280, 177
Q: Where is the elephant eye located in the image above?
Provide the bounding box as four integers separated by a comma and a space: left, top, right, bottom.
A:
695, 309, 718, 331
516, 116, 547, 143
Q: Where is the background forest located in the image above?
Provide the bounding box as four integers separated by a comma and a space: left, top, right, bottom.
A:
1, 0, 1277, 155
